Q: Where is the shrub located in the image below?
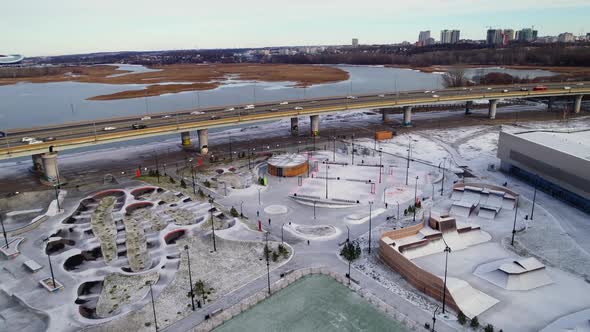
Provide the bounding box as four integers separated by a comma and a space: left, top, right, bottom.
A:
180, 179, 187, 189
198, 188, 205, 198
204, 180, 211, 188
457, 311, 467, 325
470, 316, 479, 328
404, 209, 408, 216
484, 324, 494, 332
230, 206, 239, 217
272, 251, 279, 262
169, 176, 175, 184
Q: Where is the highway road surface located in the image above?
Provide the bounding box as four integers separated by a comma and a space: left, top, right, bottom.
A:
1, 82, 588, 159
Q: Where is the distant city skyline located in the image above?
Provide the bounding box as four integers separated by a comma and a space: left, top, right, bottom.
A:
1, 0, 589, 56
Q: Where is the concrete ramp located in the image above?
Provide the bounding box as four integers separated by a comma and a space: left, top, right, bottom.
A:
474, 257, 553, 291
450, 201, 473, 217
442, 230, 466, 251
477, 206, 500, 220
485, 193, 504, 209
445, 277, 499, 318
451, 189, 464, 201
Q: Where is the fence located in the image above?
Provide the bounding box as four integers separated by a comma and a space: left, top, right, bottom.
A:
189, 267, 421, 332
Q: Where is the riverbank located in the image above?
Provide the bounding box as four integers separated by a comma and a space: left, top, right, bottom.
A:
0, 64, 349, 100
387, 64, 590, 78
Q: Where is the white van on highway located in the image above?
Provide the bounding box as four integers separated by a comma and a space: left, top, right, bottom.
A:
245, 105, 255, 110
140, 116, 151, 121
280, 101, 289, 105
21, 137, 35, 143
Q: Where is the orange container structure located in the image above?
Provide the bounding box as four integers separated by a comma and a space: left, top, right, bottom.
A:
267, 153, 308, 177
375, 130, 393, 141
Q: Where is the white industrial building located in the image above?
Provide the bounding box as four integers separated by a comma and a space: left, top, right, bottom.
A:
497, 129, 590, 212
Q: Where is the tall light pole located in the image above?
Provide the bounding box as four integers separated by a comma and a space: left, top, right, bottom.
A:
258, 188, 262, 205
351, 134, 355, 165
265, 232, 271, 295
440, 157, 447, 196
325, 163, 329, 199
441, 237, 451, 314
313, 201, 317, 220
281, 223, 285, 243
431, 306, 440, 332
47, 253, 56, 289
0, 211, 8, 248
511, 199, 519, 246
209, 198, 217, 252
405, 137, 411, 185
240, 201, 244, 217
378, 148, 383, 184
184, 245, 195, 311
413, 176, 419, 222
333, 136, 336, 162
397, 201, 400, 220
148, 281, 158, 331
368, 201, 374, 254
531, 176, 538, 220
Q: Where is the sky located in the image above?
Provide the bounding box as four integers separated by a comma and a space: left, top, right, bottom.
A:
2, 0, 589, 56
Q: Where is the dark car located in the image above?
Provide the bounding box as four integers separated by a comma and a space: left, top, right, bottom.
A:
0, 131, 5, 138
43, 137, 56, 142
132, 123, 147, 130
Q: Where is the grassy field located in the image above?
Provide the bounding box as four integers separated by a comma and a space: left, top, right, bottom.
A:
0, 63, 349, 100
214, 274, 406, 332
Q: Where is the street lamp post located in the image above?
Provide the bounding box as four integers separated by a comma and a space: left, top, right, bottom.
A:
441, 237, 452, 314
368, 201, 374, 254
325, 163, 329, 199
313, 201, 317, 220
191, 168, 196, 195
531, 176, 538, 220
240, 201, 244, 217
405, 137, 411, 185
148, 282, 158, 331
47, 253, 56, 289
413, 176, 419, 222
209, 198, 217, 252
154, 151, 160, 184
351, 134, 355, 165
431, 306, 440, 332
0, 211, 8, 248
258, 188, 262, 205
378, 148, 383, 184
440, 157, 447, 196
184, 245, 196, 311
397, 201, 400, 220
265, 232, 271, 295
511, 199, 519, 246
281, 223, 285, 243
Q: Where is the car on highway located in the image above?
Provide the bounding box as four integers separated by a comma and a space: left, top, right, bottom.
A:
210, 115, 220, 120
43, 137, 56, 142
533, 86, 548, 91
0, 131, 5, 138
103, 126, 117, 131
270, 108, 279, 112
520, 87, 529, 91
432, 94, 440, 98
131, 123, 147, 130
245, 104, 255, 110
294, 106, 304, 110
487, 87, 493, 90
161, 115, 171, 119
378, 94, 385, 98
564, 86, 571, 90
501, 89, 509, 93
28, 139, 43, 144
576, 82, 584, 86
140, 116, 151, 121
226, 107, 235, 111
346, 96, 357, 99
424, 90, 430, 93
280, 101, 289, 105
21, 137, 36, 143
190, 111, 205, 115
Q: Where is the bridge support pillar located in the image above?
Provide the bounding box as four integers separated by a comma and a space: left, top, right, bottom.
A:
402, 106, 412, 126
198, 129, 209, 155
310, 115, 319, 136
465, 101, 473, 114
290, 117, 299, 136
32, 153, 44, 173
41, 152, 60, 185
488, 99, 499, 119
574, 95, 583, 114
180, 131, 192, 148
382, 110, 395, 123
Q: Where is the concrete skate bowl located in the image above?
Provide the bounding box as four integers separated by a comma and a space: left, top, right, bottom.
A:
64, 247, 105, 272
131, 186, 164, 200
0, 290, 49, 332
287, 223, 338, 240
63, 190, 126, 225
45, 238, 76, 255
125, 201, 154, 215
76, 280, 104, 318
164, 229, 187, 245
379, 223, 497, 318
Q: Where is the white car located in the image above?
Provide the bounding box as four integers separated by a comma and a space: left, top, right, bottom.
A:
424, 90, 431, 94
28, 139, 43, 145
294, 106, 303, 110
280, 101, 289, 105
21, 137, 35, 143
161, 115, 171, 119
140, 116, 151, 121
576, 82, 584, 86
346, 96, 357, 99
431, 91, 436, 93
190, 111, 205, 115
487, 87, 493, 90
226, 107, 235, 111
378, 94, 385, 98
245, 105, 255, 110
501, 89, 509, 93
563, 86, 571, 90
103, 126, 117, 131
432, 94, 440, 98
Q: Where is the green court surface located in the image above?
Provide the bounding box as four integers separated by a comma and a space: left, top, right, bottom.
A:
214, 274, 407, 332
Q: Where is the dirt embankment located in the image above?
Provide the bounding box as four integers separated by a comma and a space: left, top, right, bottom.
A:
0, 64, 349, 100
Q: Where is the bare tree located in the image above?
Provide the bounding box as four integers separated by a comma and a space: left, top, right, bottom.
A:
442, 68, 467, 88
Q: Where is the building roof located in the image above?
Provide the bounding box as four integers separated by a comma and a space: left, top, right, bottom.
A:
515, 130, 590, 161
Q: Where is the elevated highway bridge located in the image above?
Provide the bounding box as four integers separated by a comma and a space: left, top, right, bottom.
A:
1, 82, 588, 184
